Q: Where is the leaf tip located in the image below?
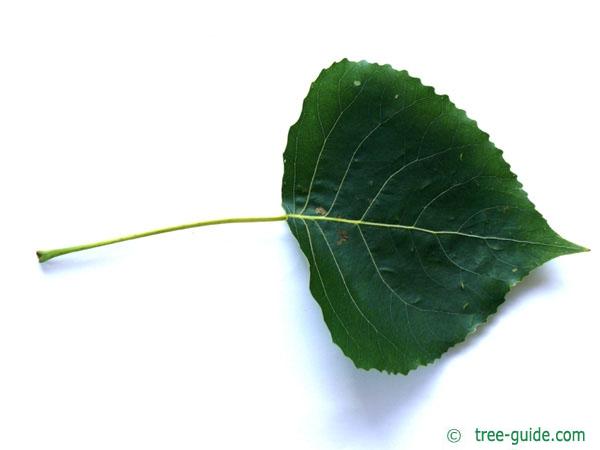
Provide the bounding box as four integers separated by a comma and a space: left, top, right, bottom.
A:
569, 242, 590, 254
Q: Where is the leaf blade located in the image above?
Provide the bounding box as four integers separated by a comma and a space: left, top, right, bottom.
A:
283, 59, 586, 373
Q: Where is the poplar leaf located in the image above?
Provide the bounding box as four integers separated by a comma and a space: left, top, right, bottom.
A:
282, 59, 586, 374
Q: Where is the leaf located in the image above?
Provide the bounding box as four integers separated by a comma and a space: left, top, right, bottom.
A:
281, 59, 587, 374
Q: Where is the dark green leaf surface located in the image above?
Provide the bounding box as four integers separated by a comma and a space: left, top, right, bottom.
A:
282, 59, 586, 374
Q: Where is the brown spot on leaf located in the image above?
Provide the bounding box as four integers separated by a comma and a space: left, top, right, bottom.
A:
337, 229, 349, 245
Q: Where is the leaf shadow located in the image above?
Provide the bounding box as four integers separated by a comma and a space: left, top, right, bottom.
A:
282, 224, 562, 447
36, 244, 133, 274
444, 262, 560, 356
37, 253, 113, 274
329, 360, 445, 447
39, 224, 564, 448
280, 230, 447, 447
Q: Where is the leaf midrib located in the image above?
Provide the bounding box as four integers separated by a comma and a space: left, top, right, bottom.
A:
287, 213, 581, 251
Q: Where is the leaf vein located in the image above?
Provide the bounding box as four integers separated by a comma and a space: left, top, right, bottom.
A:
287, 214, 580, 251
358, 226, 466, 317
313, 221, 400, 353
302, 220, 359, 347
300, 77, 370, 214
327, 96, 432, 215
360, 143, 473, 220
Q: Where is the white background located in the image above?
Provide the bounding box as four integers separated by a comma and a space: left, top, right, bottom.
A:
1, 1, 598, 449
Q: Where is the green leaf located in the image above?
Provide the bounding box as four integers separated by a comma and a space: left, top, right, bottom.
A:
282, 59, 587, 374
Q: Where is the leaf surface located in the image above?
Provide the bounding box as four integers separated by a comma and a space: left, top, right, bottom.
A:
282, 59, 586, 374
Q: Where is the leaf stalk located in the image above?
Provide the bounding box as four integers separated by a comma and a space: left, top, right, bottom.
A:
36, 214, 288, 263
